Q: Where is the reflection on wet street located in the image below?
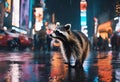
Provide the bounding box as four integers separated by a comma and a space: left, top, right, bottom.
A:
0, 50, 120, 82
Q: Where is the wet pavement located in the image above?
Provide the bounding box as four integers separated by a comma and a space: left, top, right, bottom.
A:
0, 50, 119, 82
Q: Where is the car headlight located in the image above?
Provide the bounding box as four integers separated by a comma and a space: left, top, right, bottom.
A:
0, 35, 3, 39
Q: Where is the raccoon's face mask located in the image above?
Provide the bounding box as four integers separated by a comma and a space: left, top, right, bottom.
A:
50, 24, 71, 41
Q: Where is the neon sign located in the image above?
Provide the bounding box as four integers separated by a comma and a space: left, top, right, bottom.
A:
80, 0, 88, 37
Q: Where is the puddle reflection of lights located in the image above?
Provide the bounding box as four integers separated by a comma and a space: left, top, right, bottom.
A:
115, 69, 120, 81
9, 55, 21, 61
83, 61, 89, 77
10, 63, 20, 82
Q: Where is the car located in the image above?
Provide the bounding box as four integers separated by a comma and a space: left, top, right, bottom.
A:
0, 29, 33, 50
0, 29, 18, 50
10, 29, 33, 50
18, 34, 33, 50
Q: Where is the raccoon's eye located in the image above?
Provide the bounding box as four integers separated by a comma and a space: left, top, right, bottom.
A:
53, 30, 56, 33
55, 30, 60, 35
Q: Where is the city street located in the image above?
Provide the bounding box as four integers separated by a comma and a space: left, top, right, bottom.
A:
0, 50, 119, 82
0, 0, 119, 82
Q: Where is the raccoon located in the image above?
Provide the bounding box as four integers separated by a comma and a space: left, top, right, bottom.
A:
50, 24, 90, 67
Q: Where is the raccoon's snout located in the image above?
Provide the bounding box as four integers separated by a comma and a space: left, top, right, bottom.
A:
49, 34, 53, 38
50, 33, 56, 38
50, 34, 52, 37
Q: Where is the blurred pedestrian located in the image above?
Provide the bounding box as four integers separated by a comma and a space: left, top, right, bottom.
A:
45, 23, 55, 51
32, 4, 46, 51
97, 35, 103, 50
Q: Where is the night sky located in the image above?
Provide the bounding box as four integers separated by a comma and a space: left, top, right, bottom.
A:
45, 0, 80, 30
45, 0, 116, 36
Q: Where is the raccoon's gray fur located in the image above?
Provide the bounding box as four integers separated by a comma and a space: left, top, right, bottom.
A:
50, 24, 90, 67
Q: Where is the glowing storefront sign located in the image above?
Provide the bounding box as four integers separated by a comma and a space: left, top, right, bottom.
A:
5, 0, 11, 12
12, 0, 20, 27
20, 0, 29, 29
80, 0, 88, 37
34, 7, 43, 31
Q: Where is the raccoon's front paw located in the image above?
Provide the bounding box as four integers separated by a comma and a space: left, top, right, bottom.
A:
69, 55, 76, 67
69, 59, 76, 67
69, 60, 83, 68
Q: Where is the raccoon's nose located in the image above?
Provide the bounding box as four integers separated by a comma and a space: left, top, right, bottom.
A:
49, 34, 52, 37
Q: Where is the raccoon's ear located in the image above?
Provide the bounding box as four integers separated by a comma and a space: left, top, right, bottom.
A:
64, 24, 71, 30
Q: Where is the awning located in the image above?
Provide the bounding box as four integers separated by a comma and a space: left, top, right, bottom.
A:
98, 21, 112, 34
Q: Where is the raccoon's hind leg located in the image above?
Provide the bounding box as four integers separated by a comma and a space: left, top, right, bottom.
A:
76, 43, 90, 68
81, 42, 90, 64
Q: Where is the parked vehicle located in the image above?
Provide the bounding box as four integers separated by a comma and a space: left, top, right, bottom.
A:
0, 29, 33, 50
10, 29, 33, 50
17, 34, 33, 50
0, 29, 18, 49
